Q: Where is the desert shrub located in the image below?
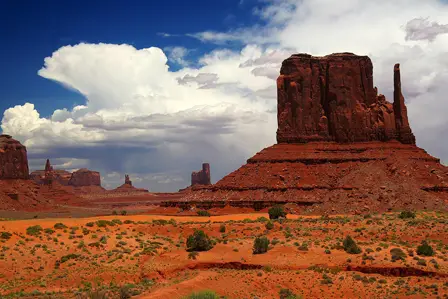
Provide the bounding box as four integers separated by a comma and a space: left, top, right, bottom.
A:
399, 211, 416, 219
186, 230, 213, 252
343, 236, 362, 254
54, 223, 67, 229
265, 221, 274, 230
121, 210, 127, 216
112, 219, 122, 225
44, 228, 55, 234
85, 222, 94, 227
26, 225, 43, 236
182, 290, 220, 299
112, 210, 118, 215
253, 236, 270, 254
124, 220, 134, 224
268, 205, 286, 220
219, 224, 226, 233
417, 240, 434, 256
188, 251, 199, 260
197, 210, 211, 217
0, 232, 12, 240
96, 220, 114, 227
100, 236, 108, 244
390, 248, 407, 262
60, 253, 80, 263
279, 288, 302, 299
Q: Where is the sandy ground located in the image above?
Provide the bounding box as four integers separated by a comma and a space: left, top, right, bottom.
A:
0, 212, 447, 298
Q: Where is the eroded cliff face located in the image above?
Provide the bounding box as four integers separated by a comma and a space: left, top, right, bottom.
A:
68, 168, 101, 187
276, 53, 415, 144
0, 134, 29, 179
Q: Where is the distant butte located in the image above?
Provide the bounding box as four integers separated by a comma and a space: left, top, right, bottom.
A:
172, 53, 448, 214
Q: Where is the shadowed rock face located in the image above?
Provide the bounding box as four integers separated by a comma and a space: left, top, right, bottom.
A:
276, 53, 415, 144
68, 168, 101, 187
0, 134, 29, 179
191, 163, 211, 186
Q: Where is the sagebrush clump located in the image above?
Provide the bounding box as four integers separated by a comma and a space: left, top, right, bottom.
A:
186, 230, 213, 252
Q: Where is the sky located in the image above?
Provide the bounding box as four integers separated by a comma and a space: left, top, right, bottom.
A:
1, 0, 448, 191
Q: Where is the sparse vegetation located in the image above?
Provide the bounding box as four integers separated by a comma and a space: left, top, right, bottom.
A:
182, 290, 220, 299
265, 221, 274, 230
417, 240, 434, 256
0, 232, 12, 240
343, 236, 361, 254
186, 230, 213, 252
197, 210, 211, 217
399, 210, 416, 219
390, 248, 407, 262
268, 205, 287, 220
26, 225, 43, 236
253, 236, 270, 254
54, 223, 67, 229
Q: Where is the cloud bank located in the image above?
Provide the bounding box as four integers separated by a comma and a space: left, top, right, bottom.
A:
2, 0, 448, 191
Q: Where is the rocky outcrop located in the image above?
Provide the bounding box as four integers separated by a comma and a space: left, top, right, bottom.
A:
125, 174, 132, 186
191, 163, 211, 186
68, 168, 101, 187
276, 53, 415, 144
110, 174, 148, 193
174, 53, 447, 214
0, 134, 29, 179
30, 160, 72, 185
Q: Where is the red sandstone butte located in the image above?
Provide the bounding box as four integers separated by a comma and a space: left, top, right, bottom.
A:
276, 53, 415, 144
173, 53, 447, 214
191, 163, 211, 186
68, 168, 101, 187
0, 134, 29, 179
110, 174, 148, 193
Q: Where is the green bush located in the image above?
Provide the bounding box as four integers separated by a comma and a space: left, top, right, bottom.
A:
343, 236, 362, 254
96, 220, 114, 227
390, 248, 407, 262
417, 241, 434, 256
186, 230, 213, 252
54, 223, 67, 229
265, 221, 274, 230
219, 225, 226, 233
398, 211, 416, 219
0, 232, 12, 240
197, 210, 211, 217
253, 236, 270, 254
182, 290, 220, 299
279, 288, 302, 299
268, 205, 286, 220
26, 225, 43, 236
60, 253, 80, 263
85, 222, 94, 227
121, 210, 127, 216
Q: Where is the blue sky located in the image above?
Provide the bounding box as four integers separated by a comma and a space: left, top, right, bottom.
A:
1, 0, 447, 191
0, 0, 261, 119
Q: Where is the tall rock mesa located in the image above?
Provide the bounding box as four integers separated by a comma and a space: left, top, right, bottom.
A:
0, 134, 29, 179
276, 53, 415, 144
68, 168, 101, 187
191, 163, 211, 186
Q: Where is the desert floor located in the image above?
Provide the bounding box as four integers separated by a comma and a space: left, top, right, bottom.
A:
0, 212, 447, 298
